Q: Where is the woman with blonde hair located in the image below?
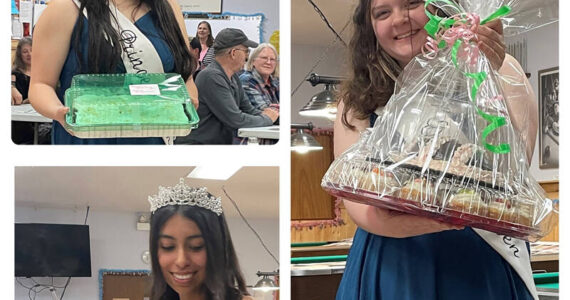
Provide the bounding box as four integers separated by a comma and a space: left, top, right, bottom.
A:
11, 37, 32, 106
239, 43, 279, 110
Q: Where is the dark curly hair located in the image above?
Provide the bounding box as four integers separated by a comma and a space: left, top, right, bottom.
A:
340, 0, 403, 130
340, 0, 457, 130
149, 204, 249, 300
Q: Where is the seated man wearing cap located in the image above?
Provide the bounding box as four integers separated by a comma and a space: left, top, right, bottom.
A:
176, 28, 279, 145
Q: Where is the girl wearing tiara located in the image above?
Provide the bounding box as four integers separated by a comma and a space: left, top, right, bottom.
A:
148, 179, 253, 300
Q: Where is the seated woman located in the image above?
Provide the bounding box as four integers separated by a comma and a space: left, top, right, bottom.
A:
11, 37, 51, 144
239, 43, 279, 111
148, 179, 253, 300
12, 37, 32, 106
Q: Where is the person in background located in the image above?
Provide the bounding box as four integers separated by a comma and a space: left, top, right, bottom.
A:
189, 37, 202, 80
29, 0, 198, 145
12, 37, 34, 144
176, 28, 278, 145
196, 21, 215, 70
239, 43, 279, 111
148, 179, 253, 300
12, 37, 32, 106
11, 37, 51, 144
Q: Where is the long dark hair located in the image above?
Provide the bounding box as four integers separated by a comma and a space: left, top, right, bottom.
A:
340, 0, 402, 130
149, 205, 249, 300
73, 0, 195, 80
197, 21, 214, 47
12, 37, 32, 73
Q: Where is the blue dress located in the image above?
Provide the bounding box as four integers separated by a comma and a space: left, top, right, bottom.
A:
334, 114, 533, 300
53, 11, 174, 144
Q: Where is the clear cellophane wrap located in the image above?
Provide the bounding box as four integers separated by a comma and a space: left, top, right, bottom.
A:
322, 0, 556, 241
453, 0, 558, 37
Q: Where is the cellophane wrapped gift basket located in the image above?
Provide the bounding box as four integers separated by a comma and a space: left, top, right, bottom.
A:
322, 0, 557, 241
64, 73, 199, 138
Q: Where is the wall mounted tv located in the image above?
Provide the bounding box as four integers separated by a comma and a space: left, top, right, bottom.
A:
15, 223, 92, 277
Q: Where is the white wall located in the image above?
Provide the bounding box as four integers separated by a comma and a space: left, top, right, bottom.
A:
291, 43, 347, 128
14, 206, 279, 300
221, 0, 279, 43
507, 22, 559, 182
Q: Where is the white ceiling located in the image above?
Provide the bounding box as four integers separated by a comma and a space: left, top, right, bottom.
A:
291, 0, 558, 46
291, 0, 356, 46
14, 166, 279, 218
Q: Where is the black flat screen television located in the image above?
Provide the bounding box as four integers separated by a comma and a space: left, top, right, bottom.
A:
15, 223, 92, 277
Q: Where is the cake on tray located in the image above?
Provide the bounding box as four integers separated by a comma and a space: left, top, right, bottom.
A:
71, 94, 190, 126
64, 73, 199, 138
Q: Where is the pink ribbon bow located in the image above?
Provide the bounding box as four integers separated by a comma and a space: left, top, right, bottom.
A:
422, 13, 481, 65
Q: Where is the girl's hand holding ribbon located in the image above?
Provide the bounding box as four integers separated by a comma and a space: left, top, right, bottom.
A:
476, 19, 506, 71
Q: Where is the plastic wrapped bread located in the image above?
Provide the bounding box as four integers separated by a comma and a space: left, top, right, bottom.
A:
322, 1, 556, 241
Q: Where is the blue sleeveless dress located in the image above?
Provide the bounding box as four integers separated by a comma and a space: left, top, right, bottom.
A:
53, 11, 174, 144
334, 114, 533, 300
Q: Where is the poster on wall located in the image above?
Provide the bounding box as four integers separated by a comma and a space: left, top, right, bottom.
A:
538, 67, 559, 169
178, 0, 222, 14
184, 14, 264, 44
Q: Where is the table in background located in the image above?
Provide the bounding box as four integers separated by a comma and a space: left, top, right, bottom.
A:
11, 104, 51, 144
237, 125, 279, 144
291, 242, 559, 300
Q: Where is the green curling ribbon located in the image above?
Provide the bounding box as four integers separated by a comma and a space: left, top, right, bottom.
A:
481, 6, 512, 25
423, 0, 511, 154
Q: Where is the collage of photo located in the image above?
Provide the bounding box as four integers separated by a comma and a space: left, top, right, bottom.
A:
9, 0, 561, 299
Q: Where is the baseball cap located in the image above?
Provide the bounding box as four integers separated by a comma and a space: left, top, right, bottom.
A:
213, 28, 258, 51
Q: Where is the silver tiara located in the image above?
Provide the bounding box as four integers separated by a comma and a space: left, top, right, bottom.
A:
148, 178, 223, 215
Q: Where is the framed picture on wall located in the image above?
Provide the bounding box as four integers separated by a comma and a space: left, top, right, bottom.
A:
538, 67, 559, 169
178, 0, 222, 14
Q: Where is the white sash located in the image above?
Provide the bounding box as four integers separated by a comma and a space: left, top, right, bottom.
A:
474, 229, 538, 300
373, 106, 538, 299
72, 0, 174, 144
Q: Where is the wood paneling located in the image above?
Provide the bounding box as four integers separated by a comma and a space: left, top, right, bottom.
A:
291, 134, 335, 220
538, 180, 559, 242
291, 274, 342, 300
11, 39, 18, 65
291, 244, 350, 258
103, 274, 150, 300
291, 204, 357, 243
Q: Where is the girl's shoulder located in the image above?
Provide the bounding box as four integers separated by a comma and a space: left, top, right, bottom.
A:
35, 0, 79, 31
46, 0, 80, 15
241, 296, 255, 300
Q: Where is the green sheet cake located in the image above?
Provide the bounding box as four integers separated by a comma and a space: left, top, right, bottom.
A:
72, 94, 190, 125
64, 73, 199, 138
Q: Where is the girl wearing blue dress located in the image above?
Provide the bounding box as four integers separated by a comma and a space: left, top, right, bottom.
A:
29, 0, 199, 144
334, 0, 538, 299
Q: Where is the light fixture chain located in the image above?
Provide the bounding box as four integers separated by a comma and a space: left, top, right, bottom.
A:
291, 19, 350, 98
222, 186, 280, 266
307, 0, 347, 47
